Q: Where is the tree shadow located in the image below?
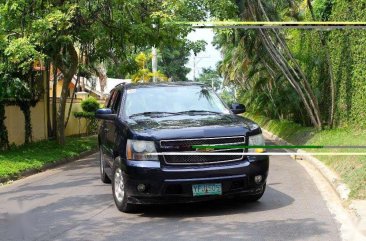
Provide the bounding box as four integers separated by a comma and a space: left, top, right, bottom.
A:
0, 154, 339, 241
99, 217, 332, 241
0, 155, 99, 196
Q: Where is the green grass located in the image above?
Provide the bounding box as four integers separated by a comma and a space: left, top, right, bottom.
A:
0, 136, 98, 181
244, 113, 366, 200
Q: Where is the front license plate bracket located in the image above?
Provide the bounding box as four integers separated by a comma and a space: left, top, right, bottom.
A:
192, 183, 222, 196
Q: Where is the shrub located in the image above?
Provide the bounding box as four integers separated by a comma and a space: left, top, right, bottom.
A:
81, 97, 100, 113
74, 97, 101, 135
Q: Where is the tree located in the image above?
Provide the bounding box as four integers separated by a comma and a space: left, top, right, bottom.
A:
211, 0, 323, 128
160, 42, 192, 82
196, 68, 222, 91
0, 20, 43, 146
131, 52, 168, 83
0, 0, 210, 145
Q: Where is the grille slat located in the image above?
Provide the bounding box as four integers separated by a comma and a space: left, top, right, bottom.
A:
160, 136, 245, 165
160, 137, 245, 147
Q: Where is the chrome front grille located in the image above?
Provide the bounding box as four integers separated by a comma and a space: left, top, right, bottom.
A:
160, 136, 245, 165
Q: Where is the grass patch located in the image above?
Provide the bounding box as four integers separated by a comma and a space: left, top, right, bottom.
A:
0, 136, 97, 181
245, 113, 366, 200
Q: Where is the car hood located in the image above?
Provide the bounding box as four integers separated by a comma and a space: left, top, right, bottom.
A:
125, 114, 260, 140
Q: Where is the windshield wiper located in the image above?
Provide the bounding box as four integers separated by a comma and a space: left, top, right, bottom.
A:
129, 111, 177, 118
130, 110, 224, 118
176, 110, 223, 115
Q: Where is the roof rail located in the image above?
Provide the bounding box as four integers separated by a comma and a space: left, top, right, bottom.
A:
115, 82, 127, 88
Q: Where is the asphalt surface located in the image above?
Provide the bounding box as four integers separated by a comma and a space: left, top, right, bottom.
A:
0, 144, 341, 241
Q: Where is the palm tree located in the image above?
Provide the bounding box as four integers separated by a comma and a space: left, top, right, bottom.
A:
216, 0, 323, 129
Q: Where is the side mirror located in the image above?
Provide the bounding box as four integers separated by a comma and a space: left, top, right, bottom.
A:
231, 103, 246, 114
95, 108, 117, 120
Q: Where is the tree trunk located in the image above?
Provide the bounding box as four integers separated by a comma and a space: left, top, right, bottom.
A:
45, 61, 52, 138
259, 28, 320, 127
19, 102, 32, 144
65, 75, 79, 128
0, 102, 9, 150
55, 45, 78, 145
52, 64, 58, 139
95, 64, 107, 98
56, 79, 68, 145
247, 0, 322, 129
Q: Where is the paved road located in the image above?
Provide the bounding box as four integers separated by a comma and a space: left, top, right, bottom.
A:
0, 144, 340, 241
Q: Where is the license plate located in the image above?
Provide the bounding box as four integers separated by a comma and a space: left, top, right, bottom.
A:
192, 183, 222, 196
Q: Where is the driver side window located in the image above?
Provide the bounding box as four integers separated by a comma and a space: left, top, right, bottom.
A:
110, 89, 123, 114
106, 91, 115, 109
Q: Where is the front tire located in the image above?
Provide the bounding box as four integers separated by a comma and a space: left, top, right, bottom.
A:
99, 147, 111, 184
112, 164, 137, 213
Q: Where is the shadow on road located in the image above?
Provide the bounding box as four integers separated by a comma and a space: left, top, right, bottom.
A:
136, 186, 293, 218
100, 217, 329, 241
0, 153, 338, 241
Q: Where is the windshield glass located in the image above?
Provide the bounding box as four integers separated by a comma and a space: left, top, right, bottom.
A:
124, 86, 230, 117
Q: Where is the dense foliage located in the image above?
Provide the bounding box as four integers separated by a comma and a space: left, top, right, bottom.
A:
196, 68, 222, 91
326, 1, 366, 128
81, 97, 100, 113
0, 135, 97, 181
74, 97, 100, 134
288, 0, 366, 128
0, 0, 211, 146
1, 0, 366, 150
212, 0, 366, 129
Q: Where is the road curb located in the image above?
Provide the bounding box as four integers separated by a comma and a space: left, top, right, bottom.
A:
0, 148, 98, 185
261, 128, 350, 200
261, 128, 366, 238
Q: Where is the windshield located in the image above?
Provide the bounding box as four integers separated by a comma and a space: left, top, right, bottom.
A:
124, 86, 230, 117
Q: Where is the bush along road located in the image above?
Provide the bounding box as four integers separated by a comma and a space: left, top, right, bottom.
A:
244, 113, 366, 238
0, 135, 98, 184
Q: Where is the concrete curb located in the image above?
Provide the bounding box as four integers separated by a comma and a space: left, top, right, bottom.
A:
296, 149, 350, 200
261, 128, 350, 200
0, 148, 98, 185
261, 128, 366, 237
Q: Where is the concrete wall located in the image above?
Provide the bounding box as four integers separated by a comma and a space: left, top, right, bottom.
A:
5, 102, 48, 145
49, 80, 75, 98
62, 99, 88, 137
4, 98, 89, 146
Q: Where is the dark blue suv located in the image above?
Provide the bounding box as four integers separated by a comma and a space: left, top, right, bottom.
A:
96, 82, 269, 212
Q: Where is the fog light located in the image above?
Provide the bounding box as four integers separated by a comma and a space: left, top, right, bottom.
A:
254, 175, 262, 184
137, 184, 146, 192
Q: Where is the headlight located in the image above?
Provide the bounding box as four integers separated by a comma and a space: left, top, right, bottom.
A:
126, 140, 158, 161
248, 134, 265, 153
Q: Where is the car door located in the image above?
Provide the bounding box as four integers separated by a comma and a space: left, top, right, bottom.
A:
104, 89, 123, 168
100, 91, 114, 164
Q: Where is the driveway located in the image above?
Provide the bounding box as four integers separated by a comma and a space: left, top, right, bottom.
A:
0, 144, 340, 241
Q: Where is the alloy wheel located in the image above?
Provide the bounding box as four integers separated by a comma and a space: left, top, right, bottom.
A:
114, 168, 125, 203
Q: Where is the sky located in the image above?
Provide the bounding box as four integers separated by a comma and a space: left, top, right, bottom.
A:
186, 28, 222, 81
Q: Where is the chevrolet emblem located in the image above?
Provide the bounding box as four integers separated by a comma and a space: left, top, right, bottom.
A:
196, 148, 215, 152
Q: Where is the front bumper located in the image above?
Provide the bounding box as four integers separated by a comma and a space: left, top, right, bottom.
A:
121, 156, 269, 205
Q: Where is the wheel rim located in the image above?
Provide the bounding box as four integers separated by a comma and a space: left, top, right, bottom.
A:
100, 148, 104, 175
114, 168, 124, 202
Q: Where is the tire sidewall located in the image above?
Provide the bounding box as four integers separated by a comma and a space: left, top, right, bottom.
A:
99, 147, 111, 183
112, 157, 129, 211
